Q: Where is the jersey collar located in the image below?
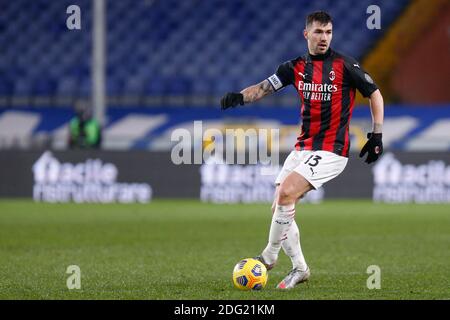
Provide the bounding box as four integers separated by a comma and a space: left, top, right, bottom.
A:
306, 48, 332, 61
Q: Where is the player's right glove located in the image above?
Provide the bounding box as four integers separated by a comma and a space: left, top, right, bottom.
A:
220, 92, 244, 110
359, 132, 383, 164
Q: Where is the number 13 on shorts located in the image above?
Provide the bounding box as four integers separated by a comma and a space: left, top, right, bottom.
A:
275, 150, 348, 190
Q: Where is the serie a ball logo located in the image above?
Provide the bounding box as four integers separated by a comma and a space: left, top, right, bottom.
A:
232, 258, 268, 290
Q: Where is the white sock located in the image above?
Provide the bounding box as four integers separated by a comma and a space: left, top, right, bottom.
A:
261, 203, 296, 265
281, 220, 308, 271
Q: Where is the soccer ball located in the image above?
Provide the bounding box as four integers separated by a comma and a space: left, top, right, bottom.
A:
232, 258, 268, 290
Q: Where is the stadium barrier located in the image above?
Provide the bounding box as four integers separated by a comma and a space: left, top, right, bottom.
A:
0, 150, 449, 204
1, 106, 450, 152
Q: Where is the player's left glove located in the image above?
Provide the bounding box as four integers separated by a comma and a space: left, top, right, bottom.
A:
359, 132, 383, 164
220, 92, 244, 110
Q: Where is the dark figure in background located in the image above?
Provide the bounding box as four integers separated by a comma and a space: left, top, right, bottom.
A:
68, 100, 102, 149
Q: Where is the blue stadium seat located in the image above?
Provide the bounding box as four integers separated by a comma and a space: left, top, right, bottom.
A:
1, 0, 410, 100
33, 79, 57, 96
0, 80, 13, 95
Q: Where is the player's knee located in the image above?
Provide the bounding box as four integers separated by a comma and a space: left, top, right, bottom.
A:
277, 184, 296, 205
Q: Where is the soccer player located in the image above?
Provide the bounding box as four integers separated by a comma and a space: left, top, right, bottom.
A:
220, 11, 384, 289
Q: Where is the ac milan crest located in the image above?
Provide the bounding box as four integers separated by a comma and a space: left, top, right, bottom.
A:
329, 70, 335, 81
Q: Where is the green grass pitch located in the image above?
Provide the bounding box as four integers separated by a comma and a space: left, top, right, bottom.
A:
0, 199, 449, 300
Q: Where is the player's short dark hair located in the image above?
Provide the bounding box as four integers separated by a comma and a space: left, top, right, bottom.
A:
306, 11, 332, 28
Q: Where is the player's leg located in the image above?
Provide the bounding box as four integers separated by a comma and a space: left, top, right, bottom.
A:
281, 218, 308, 271
277, 218, 311, 289
277, 150, 348, 289
255, 186, 280, 270
255, 151, 309, 270
265, 185, 308, 273
273, 173, 314, 290
260, 171, 313, 269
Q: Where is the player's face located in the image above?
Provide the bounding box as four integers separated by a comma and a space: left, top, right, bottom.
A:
304, 21, 333, 55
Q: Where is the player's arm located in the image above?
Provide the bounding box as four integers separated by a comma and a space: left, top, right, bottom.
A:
345, 58, 384, 164
241, 79, 275, 103
220, 80, 274, 109
369, 89, 384, 134
360, 88, 384, 164
220, 61, 294, 110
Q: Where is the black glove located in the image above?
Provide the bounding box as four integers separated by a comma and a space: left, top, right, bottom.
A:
359, 132, 383, 164
220, 92, 244, 110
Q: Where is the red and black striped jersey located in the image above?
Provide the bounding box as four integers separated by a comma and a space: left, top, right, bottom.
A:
267, 48, 378, 157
